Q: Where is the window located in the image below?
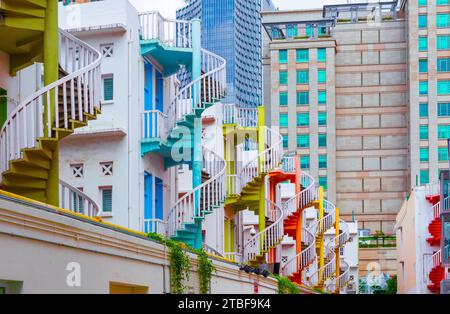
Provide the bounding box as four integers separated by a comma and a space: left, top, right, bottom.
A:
297, 134, 309, 148
319, 176, 328, 190
280, 113, 288, 127
437, 36, 450, 50
279, 92, 288, 106
100, 162, 113, 176
296, 70, 309, 84
318, 48, 326, 62
297, 92, 309, 105
318, 69, 326, 83
418, 14, 428, 28
420, 125, 429, 140
101, 187, 113, 213
419, 81, 428, 95
437, 0, 450, 4
437, 14, 450, 28
318, 112, 327, 126
420, 148, 429, 162
318, 90, 327, 105
71, 164, 84, 178
438, 103, 450, 117
318, 133, 327, 147
438, 125, 450, 139
279, 71, 288, 85
282, 135, 288, 148
103, 75, 114, 101
420, 169, 429, 185
438, 58, 450, 72
439, 147, 449, 162
300, 155, 310, 169
286, 24, 298, 38
319, 155, 327, 169
100, 44, 114, 58
279, 50, 288, 63
438, 81, 450, 95
419, 36, 428, 51
419, 59, 428, 73
296, 49, 309, 63
420, 103, 428, 117
418, 0, 427, 6
297, 112, 309, 127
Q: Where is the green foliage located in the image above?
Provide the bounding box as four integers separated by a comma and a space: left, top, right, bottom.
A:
274, 275, 301, 294
196, 250, 216, 294
167, 241, 191, 294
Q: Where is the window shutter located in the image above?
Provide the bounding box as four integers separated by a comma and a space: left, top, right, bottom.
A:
103, 77, 114, 101
102, 189, 113, 212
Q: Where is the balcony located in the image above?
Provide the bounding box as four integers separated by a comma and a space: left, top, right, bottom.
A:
139, 11, 193, 77
263, 20, 335, 41
144, 218, 167, 236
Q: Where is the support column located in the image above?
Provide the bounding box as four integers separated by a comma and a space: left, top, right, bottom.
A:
334, 207, 341, 294
191, 18, 203, 249
44, 0, 59, 206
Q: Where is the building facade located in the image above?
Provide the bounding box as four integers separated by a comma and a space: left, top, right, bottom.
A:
262, 0, 450, 237
177, 0, 275, 108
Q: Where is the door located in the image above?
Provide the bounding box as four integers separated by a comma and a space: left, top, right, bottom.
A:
144, 63, 153, 138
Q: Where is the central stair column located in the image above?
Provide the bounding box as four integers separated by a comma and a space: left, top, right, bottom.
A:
44, 0, 59, 206
192, 18, 203, 249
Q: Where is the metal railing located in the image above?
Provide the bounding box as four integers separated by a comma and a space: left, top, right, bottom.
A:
59, 180, 101, 217
144, 218, 167, 236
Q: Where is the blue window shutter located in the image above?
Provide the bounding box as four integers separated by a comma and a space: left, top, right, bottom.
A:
103, 77, 114, 101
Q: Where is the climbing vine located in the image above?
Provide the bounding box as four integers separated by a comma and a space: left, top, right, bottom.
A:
167, 241, 191, 294
196, 250, 216, 294
274, 275, 301, 294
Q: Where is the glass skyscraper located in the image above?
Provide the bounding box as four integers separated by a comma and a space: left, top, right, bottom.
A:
177, 0, 275, 108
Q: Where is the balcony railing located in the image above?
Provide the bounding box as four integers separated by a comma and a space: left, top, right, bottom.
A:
141, 110, 168, 141
144, 218, 167, 236
359, 236, 396, 248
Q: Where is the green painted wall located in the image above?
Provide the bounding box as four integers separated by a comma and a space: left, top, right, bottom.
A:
0, 88, 6, 128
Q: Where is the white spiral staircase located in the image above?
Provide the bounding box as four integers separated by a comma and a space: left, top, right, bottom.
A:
0, 28, 102, 217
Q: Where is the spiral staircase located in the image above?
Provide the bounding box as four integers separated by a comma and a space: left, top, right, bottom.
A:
0, 4, 103, 218
139, 12, 227, 248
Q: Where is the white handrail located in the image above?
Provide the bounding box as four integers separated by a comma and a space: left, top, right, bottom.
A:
59, 179, 101, 217
139, 11, 192, 48
239, 126, 283, 192
167, 146, 226, 237
281, 155, 296, 173
222, 104, 258, 128
141, 110, 169, 141
243, 199, 284, 264
332, 219, 350, 248
305, 242, 336, 288
326, 260, 350, 293
281, 172, 316, 219
425, 249, 443, 285
281, 227, 316, 277
144, 218, 167, 236
0, 28, 102, 176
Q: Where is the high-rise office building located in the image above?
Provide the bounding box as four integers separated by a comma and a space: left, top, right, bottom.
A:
262, 0, 450, 237
178, 0, 275, 108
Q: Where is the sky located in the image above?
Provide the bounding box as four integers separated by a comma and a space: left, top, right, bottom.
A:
129, 0, 348, 18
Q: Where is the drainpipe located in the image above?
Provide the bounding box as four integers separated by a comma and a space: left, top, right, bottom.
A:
127, 27, 133, 228
191, 18, 202, 249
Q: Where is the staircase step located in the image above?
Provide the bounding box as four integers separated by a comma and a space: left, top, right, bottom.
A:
2, 176, 47, 189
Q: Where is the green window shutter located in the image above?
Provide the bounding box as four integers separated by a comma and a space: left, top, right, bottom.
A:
318, 90, 327, 105
420, 170, 429, 185
319, 176, 328, 191
437, 36, 450, 50
279, 50, 288, 63
419, 59, 428, 73
438, 103, 450, 117
419, 125, 429, 140
296, 70, 309, 84
300, 155, 310, 169
437, 14, 450, 28
318, 133, 327, 147
438, 58, 450, 72
418, 14, 427, 28
103, 77, 114, 101
438, 80, 450, 95
420, 148, 429, 162
279, 92, 288, 106
279, 113, 288, 127
279, 71, 288, 85
282, 135, 289, 148
438, 147, 449, 162
102, 188, 113, 212
297, 112, 309, 127
437, 0, 450, 5
297, 134, 309, 148
296, 49, 309, 63
418, 0, 427, 6
318, 48, 326, 62
319, 155, 327, 169
318, 112, 327, 126
318, 69, 326, 83
419, 81, 428, 95
420, 103, 428, 117
297, 92, 309, 105
419, 36, 428, 51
